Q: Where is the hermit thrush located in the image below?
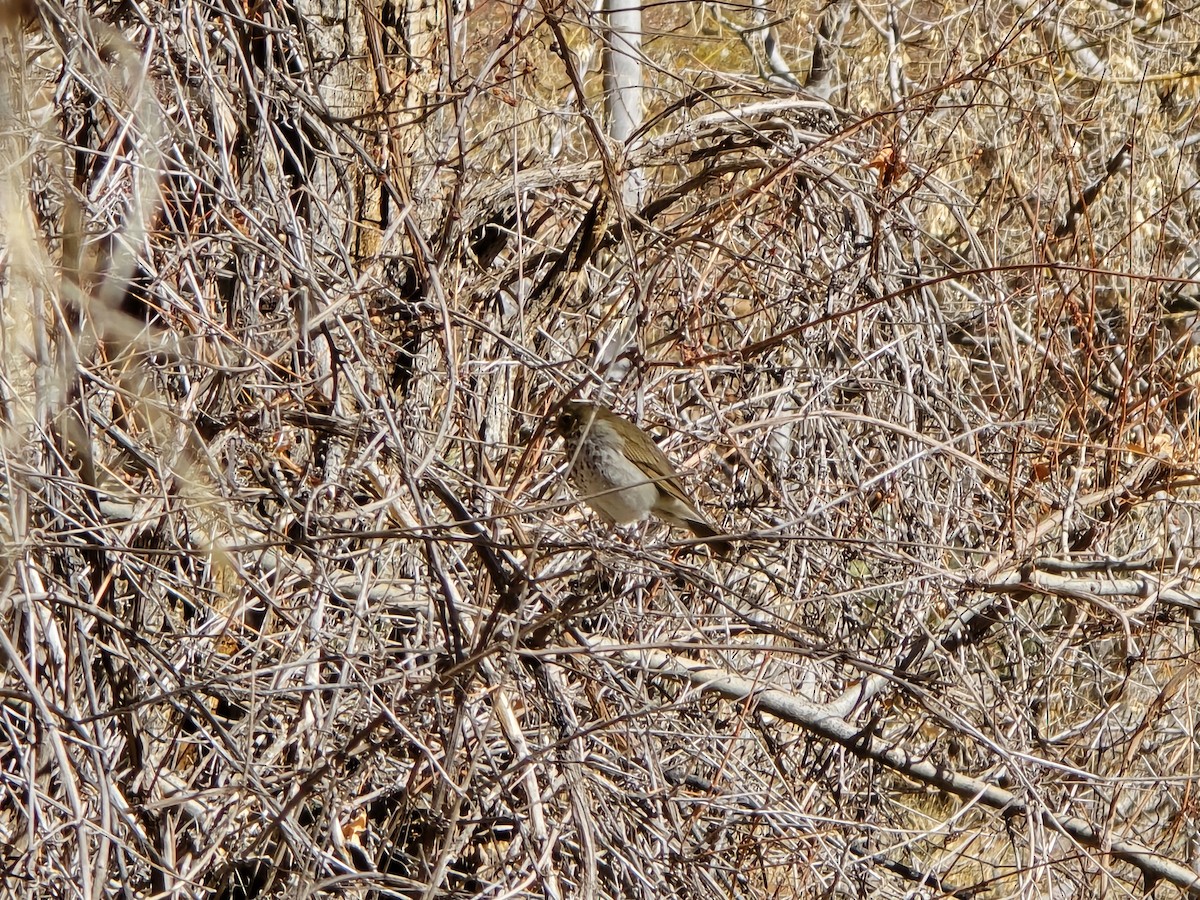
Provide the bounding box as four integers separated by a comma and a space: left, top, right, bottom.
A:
555, 401, 731, 555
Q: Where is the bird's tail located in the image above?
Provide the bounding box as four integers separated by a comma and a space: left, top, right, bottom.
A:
685, 517, 732, 557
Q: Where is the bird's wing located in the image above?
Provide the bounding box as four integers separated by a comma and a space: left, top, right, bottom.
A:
623, 433, 696, 508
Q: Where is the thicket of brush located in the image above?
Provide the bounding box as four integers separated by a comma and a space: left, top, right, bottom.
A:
3, 0, 1200, 896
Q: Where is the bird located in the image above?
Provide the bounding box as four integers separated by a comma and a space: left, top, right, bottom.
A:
555, 400, 731, 556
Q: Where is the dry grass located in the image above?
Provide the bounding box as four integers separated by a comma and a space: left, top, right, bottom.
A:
1, 0, 1200, 897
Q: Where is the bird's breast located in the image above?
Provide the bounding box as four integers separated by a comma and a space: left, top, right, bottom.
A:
565, 430, 659, 524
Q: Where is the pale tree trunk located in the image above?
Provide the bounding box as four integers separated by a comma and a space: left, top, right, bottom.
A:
602, 0, 645, 207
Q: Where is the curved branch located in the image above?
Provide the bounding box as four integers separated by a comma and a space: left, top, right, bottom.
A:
628, 647, 1200, 896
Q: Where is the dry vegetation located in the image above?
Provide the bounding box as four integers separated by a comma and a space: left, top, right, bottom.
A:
2, 0, 1200, 896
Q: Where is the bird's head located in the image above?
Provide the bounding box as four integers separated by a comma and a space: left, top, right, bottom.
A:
556, 400, 604, 440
